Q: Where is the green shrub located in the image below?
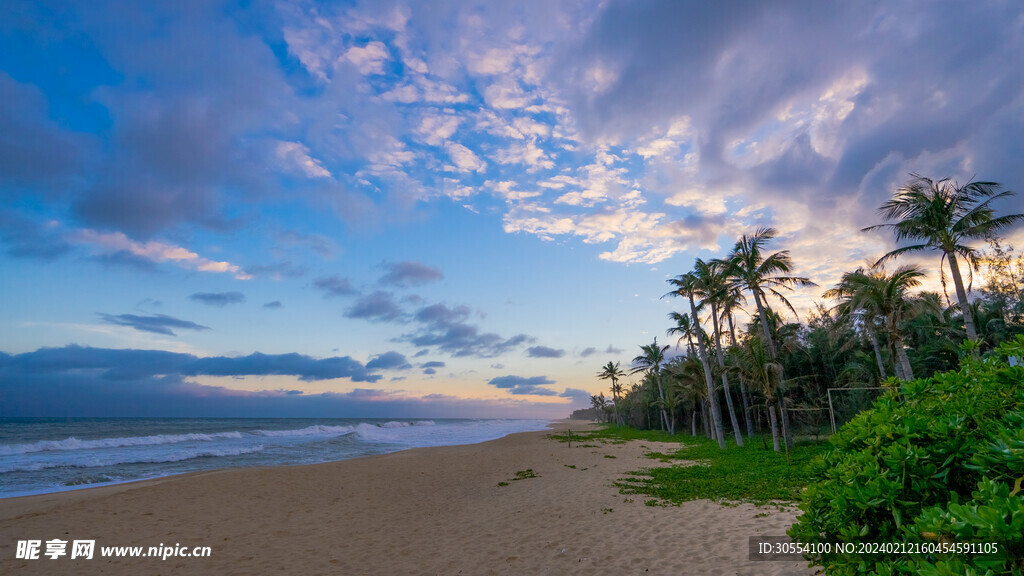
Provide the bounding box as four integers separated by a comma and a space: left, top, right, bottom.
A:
789, 336, 1024, 575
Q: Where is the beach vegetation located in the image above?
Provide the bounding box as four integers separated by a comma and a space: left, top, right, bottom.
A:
788, 336, 1024, 576
614, 434, 826, 506
512, 469, 539, 480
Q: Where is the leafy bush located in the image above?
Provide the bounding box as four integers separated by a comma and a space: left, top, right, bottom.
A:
789, 336, 1024, 575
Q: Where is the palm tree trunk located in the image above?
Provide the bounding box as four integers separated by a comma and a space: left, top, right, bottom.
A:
892, 333, 914, 380
689, 293, 726, 448
767, 402, 781, 452
729, 313, 755, 437
867, 329, 887, 381
653, 374, 669, 431
947, 252, 979, 342
739, 376, 754, 437
691, 400, 698, 436
752, 291, 793, 450
890, 341, 905, 380
612, 390, 621, 426
711, 305, 743, 446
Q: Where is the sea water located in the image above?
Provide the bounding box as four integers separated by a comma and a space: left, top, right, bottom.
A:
0, 417, 552, 498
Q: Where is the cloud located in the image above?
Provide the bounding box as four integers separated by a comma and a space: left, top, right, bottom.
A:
189, 292, 245, 307
487, 375, 558, 396
559, 388, 593, 405
0, 344, 381, 384
314, 275, 357, 297
378, 261, 444, 287
244, 261, 306, 280
526, 345, 565, 358
605, 345, 623, 354
405, 303, 535, 358
579, 347, 597, 357
276, 141, 332, 179
74, 229, 251, 279
445, 142, 487, 173
344, 291, 403, 322
420, 361, 446, 369
98, 313, 211, 336
0, 346, 578, 418
365, 351, 412, 371
344, 41, 390, 75
263, 301, 283, 309
0, 211, 72, 259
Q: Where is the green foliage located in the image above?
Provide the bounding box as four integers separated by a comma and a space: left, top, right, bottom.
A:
788, 336, 1024, 575
548, 424, 679, 444
498, 469, 540, 487
512, 469, 539, 480
614, 434, 827, 505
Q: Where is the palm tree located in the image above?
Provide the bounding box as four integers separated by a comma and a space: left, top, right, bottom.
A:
590, 393, 609, 422
824, 263, 935, 380
664, 356, 704, 436
712, 275, 755, 436
666, 311, 697, 357
864, 174, 1023, 343
666, 271, 726, 448
692, 258, 744, 446
631, 339, 670, 431
724, 227, 817, 449
652, 383, 682, 435
597, 361, 626, 425
733, 335, 783, 451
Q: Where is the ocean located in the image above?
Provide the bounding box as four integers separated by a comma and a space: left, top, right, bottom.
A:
0, 417, 553, 498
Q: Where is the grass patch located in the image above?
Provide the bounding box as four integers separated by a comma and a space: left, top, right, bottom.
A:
564, 464, 576, 469
597, 427, 828, 505
547, 424, 679, 445
603, 454, 616, 459
512, 469, 539, 480
498, 468, 540, 487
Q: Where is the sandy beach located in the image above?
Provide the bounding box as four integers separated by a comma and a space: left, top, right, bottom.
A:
0, 421, 814, 575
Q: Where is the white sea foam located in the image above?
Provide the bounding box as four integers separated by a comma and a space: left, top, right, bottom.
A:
0, 432, 245, 455
251, 424, 356, 438
0, 445, 266, 474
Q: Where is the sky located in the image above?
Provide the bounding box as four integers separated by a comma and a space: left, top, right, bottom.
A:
2, 0, 1023, 418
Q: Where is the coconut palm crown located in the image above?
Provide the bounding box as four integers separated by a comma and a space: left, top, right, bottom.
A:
863, 173, 1023, 342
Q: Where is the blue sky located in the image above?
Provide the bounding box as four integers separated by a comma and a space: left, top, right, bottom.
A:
2, 0, 1023, 418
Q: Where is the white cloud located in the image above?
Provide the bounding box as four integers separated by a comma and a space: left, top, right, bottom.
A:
467, 48, 516, 75
276, 141, 332, 179
380, 83, 419, 103
416, 114, 460, 146
404, 57, 428, 74
343, 41, 390, 75
75, 230, 251, 279
483, 78, 532, 109
282, 25, 334, 81
493, 140, 554, 170
445, 142, 487, 173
